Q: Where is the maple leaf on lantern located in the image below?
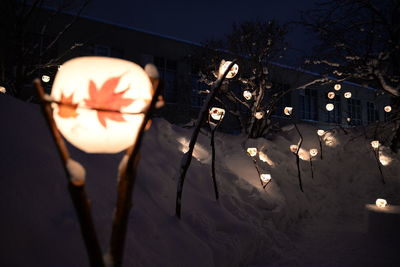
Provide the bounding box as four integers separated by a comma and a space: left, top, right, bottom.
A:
58, 92, 79, 118
84, 75, 134, 128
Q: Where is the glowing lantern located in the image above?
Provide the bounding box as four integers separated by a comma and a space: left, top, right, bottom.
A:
243, 90, 252, 100
384, 105, 392, 112
344, 92, 352, 98
309, 149, 318, 157
317, 129, 325, 136
375, 198, 388, 208
284, 107, 293, 116
50, 56, 153, 153
371, 140, 380, 149
326, 103, 334, 111
0, 86, 5, 93
42, 75, 50, 83
210, 107, 225, 121
346, 117, 351, 122
290, 145, 298, 153
260, 174, 271, 183
334, 83, 341, 91
219, 61, 239, 79
247, 147, 258, 157
255, 111, 264, 119
327, 92, 335, 99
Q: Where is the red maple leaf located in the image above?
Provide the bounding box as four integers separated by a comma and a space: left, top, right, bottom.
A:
84, 75, 134, 128
58, 92, 79, 118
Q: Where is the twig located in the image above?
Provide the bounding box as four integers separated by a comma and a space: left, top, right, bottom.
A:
209, 116, 223, 200
175, 60, 237, 219
292, 119, 304, 192
34, 79, 104, 267
372, 146, 385, 184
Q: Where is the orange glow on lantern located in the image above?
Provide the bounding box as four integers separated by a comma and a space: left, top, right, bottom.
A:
209, 107, 225, 121
51, 57, 153, 153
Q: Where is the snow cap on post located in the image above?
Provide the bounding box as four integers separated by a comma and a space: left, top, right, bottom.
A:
50, 56, 153, 153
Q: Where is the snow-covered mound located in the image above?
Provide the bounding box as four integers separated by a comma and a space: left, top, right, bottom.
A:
1, 94, 399, 266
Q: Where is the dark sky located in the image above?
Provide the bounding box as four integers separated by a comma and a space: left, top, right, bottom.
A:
83, 0, 320, 63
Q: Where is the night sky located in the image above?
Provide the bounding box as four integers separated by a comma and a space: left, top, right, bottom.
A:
83, 0, 320, 63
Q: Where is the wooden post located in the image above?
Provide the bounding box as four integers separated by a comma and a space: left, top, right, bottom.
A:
34, 79, 105, 267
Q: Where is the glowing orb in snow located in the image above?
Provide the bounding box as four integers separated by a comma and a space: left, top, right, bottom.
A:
317, 129, 325, 136
290, 145, 299, 153
309, 149, 318, 157
375, 198, 388, 208
219, 61, 239, 79
247, 147, 258, 157
260, 174, 271, 183
326, 103, 334, 111
327, 92, 335, 99
51, 56, 153, 153
334, 84, 341, 91
347, 117, 351, 122
371, 140, 380, 149
384, 106, 392, 113
243, 90, 252, 100
42, 75, 50, 83
344, 92, 352, 98
284, 107, 293, 116
0, 86, 6, 93
255, 111, 264, 119
209, 107, 225, 121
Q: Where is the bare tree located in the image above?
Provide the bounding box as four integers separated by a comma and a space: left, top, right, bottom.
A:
0, 0, 89, 99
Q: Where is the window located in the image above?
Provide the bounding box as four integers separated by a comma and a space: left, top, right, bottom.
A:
347, 99, 362, 125
326, 95, 342, 123
299, 89, 318, 121
270, 83, 291, 116
191, 76, 208, 107
154, 57, 178, 103
367, 102, 379, 124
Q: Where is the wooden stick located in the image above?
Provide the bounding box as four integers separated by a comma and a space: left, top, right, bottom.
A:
373, 147, 385, 184
210, 117, 223, 200
175, 60, 237, 219
108, 74, 162, 267
34, 79, 105, 267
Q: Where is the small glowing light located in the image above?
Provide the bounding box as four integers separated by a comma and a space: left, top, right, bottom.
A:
247, 147, 258, 157
309, 148, 318, 157
375, 198, 388, 208
210, 107, 225, 121
317, 129, 325, 136
266, 82, 273, 89
243, 90, 252, 100
0, 86, 6, 93
371, 140, 380, 149
334, 84, 341, 91
255, 111, 264, 119
326, 103, 334, 111
42, 75, 50, 83
379, 152, 392, 166
260, 174, 272, 183
290, 145, 298, 153
58, 65, 62, 70
259, 151, 276, 166
347, 117, 351, 122
219, 61, 239, 79
384, 105, 392, 112
327, 92, 335, 99
344, 92, 352, 98
284, 107, 293, 116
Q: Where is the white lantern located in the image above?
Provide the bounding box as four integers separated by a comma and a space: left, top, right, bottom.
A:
344, 92, 352, 98
334, 83, 341, 91
51, 56, 153, 153
309, 148, 318, 157
243, 90, 252, 100
375, 198, 388, 208
219, 61, 239, 79
260, 174, 271, 183
327, 92, 335, 99
255, 111, 264, 119
290, 145, 298, 153
42, 75, 50, 83
210, 107, 225, 121
346, 117, 351, 122
284, 107, 293, 116
326, 103, 334, 111
247, 147, 258, 157
384, 105, 392, 113
0, 86, 6, 93
317, 129, 325, 136
371, 140, 380, 149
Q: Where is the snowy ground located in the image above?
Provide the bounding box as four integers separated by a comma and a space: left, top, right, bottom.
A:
1, 94, 400, 266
